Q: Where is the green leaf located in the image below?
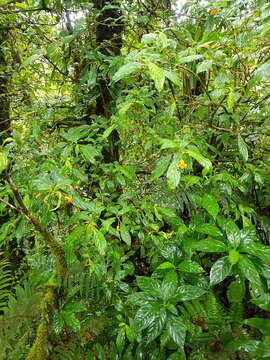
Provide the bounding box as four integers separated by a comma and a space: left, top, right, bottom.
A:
226, 219, 241, 249
202, 194, 219, 218
148, 62, 165, 92
20, 53, 42, 68
157, 262, 176, 270
65, 226, 85, 268
186, 149, 212, 173
80, 144, 100, 164
62, 311, 81, 332
178, 54, 203, 63
112, 62, 141, 82
210, 256, 231, 286
178, 260, 205, 273
93, 229, 107, 255
53, 314, 64, 335
120, 224, 131, 246
166, 314, 186, 347
196, 224, 223, 238
244, 318, 270, 336
134, 302, 166, 342
229, 249, 240, 265
192, 238, 227, 253
0, 152, 8, 174
243, 242, 270, 264
238, 135, 248, 162
238, 256, 262, 288
175, 285, 206, 301
136, 276, 161, 298
126, 292, 155, 306
166, 155, 181, 190
161, 270, 178, 301
197, 60, 213, 73
227, 280, 245, 303
150, 155, 172, 180
64, 301, 87, 313
164, 70, 182, 86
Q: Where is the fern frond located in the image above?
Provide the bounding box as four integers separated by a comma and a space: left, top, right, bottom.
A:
0, 256, 13, 312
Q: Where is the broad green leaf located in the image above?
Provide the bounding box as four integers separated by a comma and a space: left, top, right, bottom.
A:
148, 62, 165, 92
210, 256, 231, 286
164, 70, 182, 86
157, 207, 184, 229
178, 54, 203, 63
65, 226, 85, 268
238, 135, 248, 162
0, 152, 8, 174
227, 280, 245, 303
229, 249, 240, 265
157, 262, 176, 270
20, 53, 42, 68
238, 256, 262, 288
160, 138, 180, 150
62, 311, 81, 332
120, 224, 131, 246
136, 277, 161, 297
186, 149, 212, 172
161, 270, 178, 301
197, 60, 213, 73
166, 314, 186, 347
244, 318, 270, 336
53, 314, 64, 335
134, 302, 166, 341
80, 144, 99, 164
202, 194, 219, 218
112, 62, 141, 82
93, 229, 107, 255
150, 155, 172, 180
243, 242, 270, 264
64, 301, 87, 313
176, 285, 206, 301
192, 238, 227, 253
126, 292, 155, 306
178, 260, 205, 273
226, 219, 240, 249
196, 224, 223, 238
166, 155, 181, 190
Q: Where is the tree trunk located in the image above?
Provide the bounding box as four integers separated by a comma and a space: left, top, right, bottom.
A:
0, 31, 10, 139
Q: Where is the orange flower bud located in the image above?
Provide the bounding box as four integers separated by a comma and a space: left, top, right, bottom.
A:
64, 196, 73, 203
203, 44, 211, 49
178, 159, 187, 169
116, 225, 120, 232
35, 193, 41, 199
210, 9, 217, 15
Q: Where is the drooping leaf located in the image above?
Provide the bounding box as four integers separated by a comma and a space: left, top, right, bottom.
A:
244, 318, 270, 336
186, 149, 212, 172
93, 229, 107, 255
112, 62, 141, 82
202, 194, 219, 218
120, 224, 131, 246
196, 224, 223, 238
148, 62, 165, 91
150, 155, 172, 180
166, 155, 181, 190
238, 135, 248, 162
192, 238, 227, 253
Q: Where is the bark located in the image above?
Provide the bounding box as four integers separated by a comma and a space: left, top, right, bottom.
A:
0, 31, 10, 138
93, 0, 124, 162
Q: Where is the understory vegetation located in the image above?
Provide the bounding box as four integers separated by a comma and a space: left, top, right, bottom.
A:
0, 0, 270, 359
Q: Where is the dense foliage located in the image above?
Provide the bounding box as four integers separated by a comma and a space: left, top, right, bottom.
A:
0, 0, 270, 359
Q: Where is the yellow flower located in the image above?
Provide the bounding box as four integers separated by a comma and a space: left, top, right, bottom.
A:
203, 44, 211, 49
178, 159, 187, 169
65, 196, 73, 203
210, 9, 217, 15
35, 193, 41, 199
116, 225, 121, 232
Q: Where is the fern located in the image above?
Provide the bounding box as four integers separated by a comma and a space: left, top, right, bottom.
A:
0, 255, 12, 312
